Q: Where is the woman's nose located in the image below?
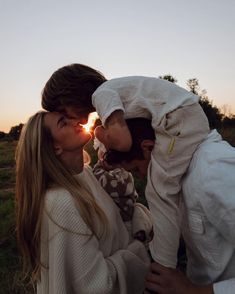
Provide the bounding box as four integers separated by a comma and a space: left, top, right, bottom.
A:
67, 118, 80, 127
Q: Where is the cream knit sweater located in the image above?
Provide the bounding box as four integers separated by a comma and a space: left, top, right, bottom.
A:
37, 166, 150, 294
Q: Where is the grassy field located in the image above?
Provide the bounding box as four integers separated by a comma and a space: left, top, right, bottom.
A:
0, 127, 234, 293
0, 140, 17, 293
0, 141, 35, 294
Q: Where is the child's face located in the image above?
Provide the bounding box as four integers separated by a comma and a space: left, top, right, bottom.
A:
94, 125, 110, 149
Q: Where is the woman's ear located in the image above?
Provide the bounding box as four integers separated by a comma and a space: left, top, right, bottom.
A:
54, 143, 63, 155
141, 140, 154, 159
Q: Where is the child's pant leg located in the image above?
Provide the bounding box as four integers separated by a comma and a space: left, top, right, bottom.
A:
146, 103, 210, 267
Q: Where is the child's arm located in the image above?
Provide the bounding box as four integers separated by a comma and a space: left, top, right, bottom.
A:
95, 110, 132, 151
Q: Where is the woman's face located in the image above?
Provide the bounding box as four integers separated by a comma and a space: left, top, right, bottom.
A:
44, 112, 91, 154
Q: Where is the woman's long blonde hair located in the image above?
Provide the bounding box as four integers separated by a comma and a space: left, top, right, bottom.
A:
15, 111, 107, 280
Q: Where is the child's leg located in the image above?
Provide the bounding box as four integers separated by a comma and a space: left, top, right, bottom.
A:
146, 103, 209, 267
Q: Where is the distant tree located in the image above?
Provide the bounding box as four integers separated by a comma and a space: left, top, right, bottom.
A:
186, 78, 222, 129
199, 96, 222, 129
0, 131, 6, 139
159, 74, 177, 83
8, 123, 24, 140
186, 78, 200, 94
222, 115, 235, 128
220, 104, 232, 118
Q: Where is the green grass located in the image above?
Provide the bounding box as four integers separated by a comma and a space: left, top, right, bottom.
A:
0, 141, 17, 167
0, 141, 35, 294
0, 198, 14, 236
0, 168, 15, 189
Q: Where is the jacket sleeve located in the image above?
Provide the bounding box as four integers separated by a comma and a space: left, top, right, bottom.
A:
45, 190, 150, 294
199, 149, 235, 294
200, 153, 235, 245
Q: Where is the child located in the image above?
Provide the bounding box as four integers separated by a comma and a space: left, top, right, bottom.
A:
93, 138, 153, 244
42, 63, 210, 268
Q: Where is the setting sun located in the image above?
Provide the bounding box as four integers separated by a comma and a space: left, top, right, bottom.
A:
81, 112, 99, 133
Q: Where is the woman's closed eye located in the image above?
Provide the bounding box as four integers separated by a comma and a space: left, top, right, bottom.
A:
57, 116, 67, 128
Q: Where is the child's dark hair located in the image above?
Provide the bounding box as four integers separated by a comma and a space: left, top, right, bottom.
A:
41, 63, 107, 112
105, 118, 155, 165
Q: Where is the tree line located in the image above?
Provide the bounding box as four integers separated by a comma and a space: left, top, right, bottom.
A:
1, 76, 235, 141
160, 75, 235, 130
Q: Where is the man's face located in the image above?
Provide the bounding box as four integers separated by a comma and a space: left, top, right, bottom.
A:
120, 157, 150, 179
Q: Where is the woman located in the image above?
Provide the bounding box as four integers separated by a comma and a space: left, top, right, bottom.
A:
15, 111, 150, 294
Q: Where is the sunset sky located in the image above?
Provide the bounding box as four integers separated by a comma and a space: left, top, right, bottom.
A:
1, 0, 235, 132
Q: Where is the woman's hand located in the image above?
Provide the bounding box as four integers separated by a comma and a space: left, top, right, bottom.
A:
144, 262, 214, 294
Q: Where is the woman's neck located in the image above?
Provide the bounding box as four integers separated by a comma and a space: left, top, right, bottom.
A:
60, 149, 84, 174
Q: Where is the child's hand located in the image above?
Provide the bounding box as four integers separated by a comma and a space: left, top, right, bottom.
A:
95, 110, 132, 151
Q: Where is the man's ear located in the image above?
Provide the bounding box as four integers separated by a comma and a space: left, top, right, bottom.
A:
141, 140, 154, 159
54, 143, 63, 156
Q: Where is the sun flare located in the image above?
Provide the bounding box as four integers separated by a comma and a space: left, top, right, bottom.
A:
81, 112, 99, 133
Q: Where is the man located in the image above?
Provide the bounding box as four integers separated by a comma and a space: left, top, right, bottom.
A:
105, 118, 235, 294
